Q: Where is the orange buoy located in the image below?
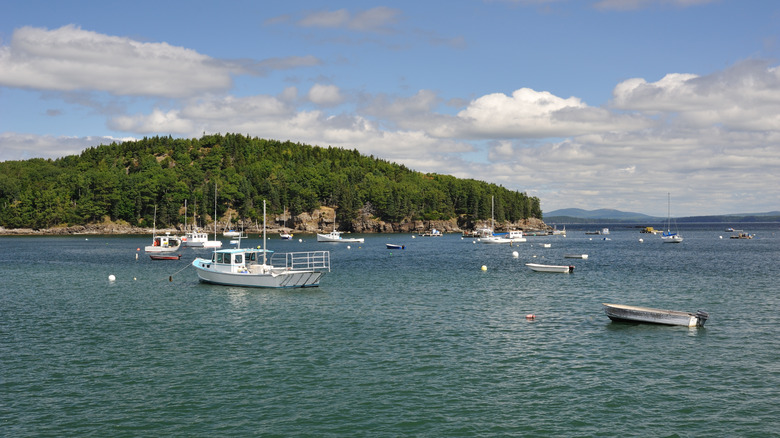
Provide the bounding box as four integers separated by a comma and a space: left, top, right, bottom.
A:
525, 314, 536, 320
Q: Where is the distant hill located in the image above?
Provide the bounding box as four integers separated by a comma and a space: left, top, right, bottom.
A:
544, 208, 657, 221
0, 133, 541, 230
544, 208, 780, 224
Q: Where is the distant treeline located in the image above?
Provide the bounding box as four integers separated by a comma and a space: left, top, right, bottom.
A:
0, 133, 541, 230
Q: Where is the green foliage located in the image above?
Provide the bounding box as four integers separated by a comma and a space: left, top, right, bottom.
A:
0, 134, 541, 229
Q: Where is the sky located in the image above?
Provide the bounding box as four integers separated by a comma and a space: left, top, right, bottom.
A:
1, 0, 779, 217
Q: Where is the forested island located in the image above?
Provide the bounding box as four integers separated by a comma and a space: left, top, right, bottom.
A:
0, 133, 543, 234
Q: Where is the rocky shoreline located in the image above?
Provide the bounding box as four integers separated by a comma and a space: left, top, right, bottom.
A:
0, 207, 550, 236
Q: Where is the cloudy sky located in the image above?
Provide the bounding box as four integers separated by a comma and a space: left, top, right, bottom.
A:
1, 0, 779, 217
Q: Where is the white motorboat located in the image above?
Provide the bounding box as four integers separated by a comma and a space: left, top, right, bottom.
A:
603, 303, 708, 327
564, 254, 588, 259
280, 231, 294, 240
192, 248, 330, 288
145, 232, 181, 253
317, 230, 364, 243
223, 229, 241, 238
183, 229, 212, 247
144, 206, 182, 253
525, 263, 574, 273
181, 200, 219, 247
193, 201, 330, 288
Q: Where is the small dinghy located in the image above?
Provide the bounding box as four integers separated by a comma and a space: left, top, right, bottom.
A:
525, 263, 574, 273
603, 303, 708, 327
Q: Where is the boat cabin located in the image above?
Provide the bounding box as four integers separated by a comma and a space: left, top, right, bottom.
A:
151, 235, 180, 248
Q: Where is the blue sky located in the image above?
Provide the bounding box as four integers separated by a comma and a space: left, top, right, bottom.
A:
1, 0, 779, 217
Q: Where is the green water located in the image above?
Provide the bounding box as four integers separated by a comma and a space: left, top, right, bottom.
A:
2, 224, 779, 436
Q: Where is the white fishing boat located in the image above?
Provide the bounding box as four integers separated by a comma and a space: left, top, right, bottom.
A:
603, 303, 708, 327
144, 206, 182, 253
280, 231, 294, 240
145, 232, 182, 253
419, 228, 443, 237
525, 263, 574, 273
317, 230, 364, 243
223, 228, 241, 238
661, 193, 683, 243
506, 230, 526, 242
182, 200, 221, 248
192, 201, 330, 288
564, 253, 588, 259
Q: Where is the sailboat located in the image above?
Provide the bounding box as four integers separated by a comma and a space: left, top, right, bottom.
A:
202, 185, 223, 248
480, 196, 522, 243
280, 207, 293, 240
661, 193, 683, 243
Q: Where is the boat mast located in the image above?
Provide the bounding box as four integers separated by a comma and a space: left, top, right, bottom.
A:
152, 205, 157, 239
263, 200, 267, 265
213, 183, 218, 254
491, 196, 495, 232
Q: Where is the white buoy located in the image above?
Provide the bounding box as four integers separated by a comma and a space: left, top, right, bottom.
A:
512, 251, 519, 258
481, 265, 487, 271
299, 238, 303, 242
719, 236, 723, 239
639, 238, 644, 243
108, 275, 116, 282
347, 245, 351, 249
135, 253, 138, 260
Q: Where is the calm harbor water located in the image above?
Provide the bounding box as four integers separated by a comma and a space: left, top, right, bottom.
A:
2, 224, 779, 436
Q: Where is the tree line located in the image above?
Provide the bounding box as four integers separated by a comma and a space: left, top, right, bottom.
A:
0, 133, 542, 230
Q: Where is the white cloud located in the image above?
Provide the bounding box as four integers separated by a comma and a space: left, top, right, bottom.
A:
0, 132, 134, 161
297, 7, 401, 33
109, 109, 193, 134
0, 25, 232, 98
612, 61, 780, 131
307, 84, 344, 106
593, 0, 716, 11
444, 88, 650, 138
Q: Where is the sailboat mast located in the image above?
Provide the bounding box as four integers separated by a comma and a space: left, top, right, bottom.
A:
263, 200, 267, 265
491, 196, 495, 231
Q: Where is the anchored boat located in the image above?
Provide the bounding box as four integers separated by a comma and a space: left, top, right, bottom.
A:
192, 201, 331, 288
603, 303, 708, 327
525, 263, 574, 273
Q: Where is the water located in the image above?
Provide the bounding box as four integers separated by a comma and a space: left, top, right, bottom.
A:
2, 224, 779, 436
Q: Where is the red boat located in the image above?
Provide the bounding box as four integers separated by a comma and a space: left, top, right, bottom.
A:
149, 254, 182, 260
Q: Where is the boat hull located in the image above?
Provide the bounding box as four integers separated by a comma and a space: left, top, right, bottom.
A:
150, 254, 182, 260
525, 263, 574, 273
192, 259, 324, 288
317, 233, 364, 243
564, 254, 588, 259
144, 245, 181, 253
603, 303, 708, 327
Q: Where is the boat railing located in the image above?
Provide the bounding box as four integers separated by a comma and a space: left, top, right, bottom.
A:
271, 251, 331, 272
